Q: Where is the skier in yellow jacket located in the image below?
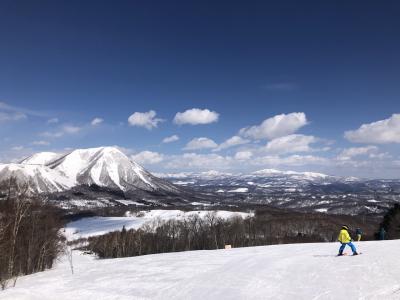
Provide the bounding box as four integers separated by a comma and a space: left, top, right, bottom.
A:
338, 225, 358, 256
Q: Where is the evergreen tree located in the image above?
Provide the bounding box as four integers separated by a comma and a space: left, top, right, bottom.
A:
378, 204, 400, 239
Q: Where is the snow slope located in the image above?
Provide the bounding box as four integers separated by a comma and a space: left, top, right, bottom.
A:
1, 240, 400, 299
65, 210, 253, 240
0, 163, 74, 193
19, 152, 62, 165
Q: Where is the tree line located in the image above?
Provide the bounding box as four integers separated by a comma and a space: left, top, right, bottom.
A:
86, 210, 376, 259
0, 179, 64, 289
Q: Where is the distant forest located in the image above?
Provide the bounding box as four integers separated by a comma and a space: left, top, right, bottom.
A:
85, 208, 380, 259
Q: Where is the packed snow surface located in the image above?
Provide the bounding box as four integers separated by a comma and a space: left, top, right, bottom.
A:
2, 240, 400, 299
65, 210, 253, 241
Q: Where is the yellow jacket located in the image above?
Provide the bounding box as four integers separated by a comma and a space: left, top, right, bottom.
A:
338, 229, 352, 243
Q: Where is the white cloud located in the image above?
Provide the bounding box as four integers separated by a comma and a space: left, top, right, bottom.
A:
11, 146, 24, 151
0, 101, 47, 123
173, 108, 219, 125
41, 131, 64, 138
32, 140, 50, 146
0, 111, 27, 122
47, 118, 59, 124
337, 146, 379, 161
0, 102, 10, 110
127, 146, 398, 177
235, 151, 253, 160
128, 110, 163, 130
91, 117, 104, 126
344, 114, 400, 144
369, 152, 391, 159
162, 135, 179, 143
0, 101, 45, 118
165, 153, 233, 170
331, 152, 398, 178
160, 152, 327, 172
40, 125, 82, 138
63, 125, 81, 134
252, 154, 328, 167
131, 151, 164, 165
239, 112, 308, 140
183, 137, 218, 150
265, 134, 317, 154
214, 136, 250, 151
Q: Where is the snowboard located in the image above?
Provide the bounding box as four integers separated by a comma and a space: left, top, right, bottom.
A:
338, 252, 362, 256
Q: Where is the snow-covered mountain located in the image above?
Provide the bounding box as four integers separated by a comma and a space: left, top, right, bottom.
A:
20, 152, 63, 166
158, 168, 335, 182
158, 169, 340, 189
2, 149, 400, 214
0, 163, 74, 193
252, 168, 332, 181
46, 147, 179, 193
0, 147, 181, 201
160, 170, 400, 215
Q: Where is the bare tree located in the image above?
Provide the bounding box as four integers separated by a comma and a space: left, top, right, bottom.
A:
0, 178, 64, 289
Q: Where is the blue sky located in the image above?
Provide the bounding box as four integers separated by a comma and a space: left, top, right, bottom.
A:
0, 1, 400, 177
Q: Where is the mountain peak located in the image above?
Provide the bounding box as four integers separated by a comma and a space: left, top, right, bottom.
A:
199, 170, 233, 177
83, 146, 124, 155
20, 152, 61, 166
1, 146, 180, 196
252, 168, 330, 179
47, 146, 143, 189
252, 169, 283, 175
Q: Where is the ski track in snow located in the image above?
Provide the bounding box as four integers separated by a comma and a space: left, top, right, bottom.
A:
1, 240, 400, 300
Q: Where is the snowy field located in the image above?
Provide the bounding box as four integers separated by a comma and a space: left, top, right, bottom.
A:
64, 210, 253, 241
1, 240, 400, 300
